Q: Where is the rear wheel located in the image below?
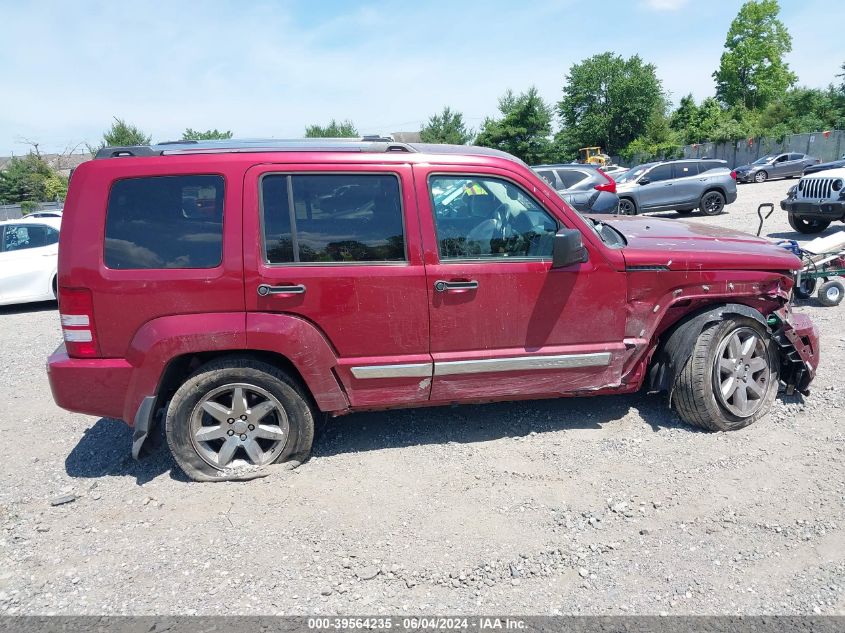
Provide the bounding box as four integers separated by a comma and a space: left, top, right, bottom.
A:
165, 358, 314, 481
699, 191, 725, 216
818, 279, 844, 307
754, 171, 768, 183
618, 198, 636, 215
788, 214, 830, 234
673, 317, 778, 432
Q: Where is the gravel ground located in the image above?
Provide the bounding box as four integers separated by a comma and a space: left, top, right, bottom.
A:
1, 177, 843, 616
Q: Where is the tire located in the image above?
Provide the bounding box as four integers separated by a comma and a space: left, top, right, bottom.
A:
673, 317, 779, 432
165, 357, 315, 481
618, 198, 637, 215
795, 276, 818, 299
699, 190, 725, 216
788, 214, 830, 234
818, 279, 844, 307
754, 171, 768, 183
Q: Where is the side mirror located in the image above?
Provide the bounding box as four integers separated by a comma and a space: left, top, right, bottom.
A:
638, 177, 650, 185
552, 229, 588, 268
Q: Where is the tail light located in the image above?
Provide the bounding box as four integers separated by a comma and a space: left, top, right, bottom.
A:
594, 172, 617, 193
730, 170, 737, 180
58, 287, 100, 358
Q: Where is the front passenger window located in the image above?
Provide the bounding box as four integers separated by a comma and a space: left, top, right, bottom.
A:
429, 176, 557, 260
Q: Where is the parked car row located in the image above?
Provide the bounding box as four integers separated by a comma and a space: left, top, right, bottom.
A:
534, 159, 738, 217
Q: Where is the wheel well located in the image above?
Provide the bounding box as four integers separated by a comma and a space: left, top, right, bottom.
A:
619, 196, 637, 211
701, 186, 725, 199
153, 350, 313, 416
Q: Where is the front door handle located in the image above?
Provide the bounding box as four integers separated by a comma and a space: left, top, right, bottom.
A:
257, 283, 306, 296
434, 279, 479, 292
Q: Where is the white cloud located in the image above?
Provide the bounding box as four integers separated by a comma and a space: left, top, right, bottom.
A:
642, 0, 690, 11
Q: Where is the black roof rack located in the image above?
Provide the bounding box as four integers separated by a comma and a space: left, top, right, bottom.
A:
93, 138, 417, 159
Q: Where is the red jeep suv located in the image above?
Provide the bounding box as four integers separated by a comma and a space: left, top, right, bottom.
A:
48, 140, 819, 481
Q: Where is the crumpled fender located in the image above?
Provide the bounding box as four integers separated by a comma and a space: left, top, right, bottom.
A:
648, 303, 769, 403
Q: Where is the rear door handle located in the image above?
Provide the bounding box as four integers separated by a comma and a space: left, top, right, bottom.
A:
434, 280, 479, 292
257, 283, 306, 296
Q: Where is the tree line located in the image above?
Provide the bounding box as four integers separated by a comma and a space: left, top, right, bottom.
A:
4, 0, 843, 207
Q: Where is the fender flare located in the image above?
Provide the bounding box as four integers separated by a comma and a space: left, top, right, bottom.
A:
647, 303, 768, 401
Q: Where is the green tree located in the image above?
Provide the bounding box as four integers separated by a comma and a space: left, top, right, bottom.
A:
89, 117, 152, 154
714, 0, 796, 110
669, 94, 699, 142
181, 128, 233, 141
0, 153, 59, 204
419, 107, 473, 144
557, 52, 665, 156
475, 87, 553, 164
622, 105, 683, 163
304, 119, 358, 138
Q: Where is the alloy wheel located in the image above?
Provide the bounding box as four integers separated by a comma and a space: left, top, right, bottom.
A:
189, 383, 290, 469
702, 192, 724, 215
712, 327, 772, 418
618, 199, 636, 215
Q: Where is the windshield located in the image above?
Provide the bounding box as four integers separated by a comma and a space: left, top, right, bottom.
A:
615, 163, 656, 184
752, 156, 775, 165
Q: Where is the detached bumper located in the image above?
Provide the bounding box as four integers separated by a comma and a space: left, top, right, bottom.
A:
773, 307, 819, 394
47, 344, 133, 420
780, 198, 845, 220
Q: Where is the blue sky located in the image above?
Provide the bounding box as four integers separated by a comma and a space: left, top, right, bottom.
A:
0, 0, 843, 155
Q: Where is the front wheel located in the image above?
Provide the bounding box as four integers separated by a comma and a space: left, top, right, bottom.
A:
165, 358, 315, 481
754, 171, 768, 183
673, 318, 778, 431
699, 191, 725, 216
788, 214, 830, 234
618, 198, 636, 215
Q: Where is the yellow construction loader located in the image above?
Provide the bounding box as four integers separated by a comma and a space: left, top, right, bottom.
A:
578, 147, 611, 166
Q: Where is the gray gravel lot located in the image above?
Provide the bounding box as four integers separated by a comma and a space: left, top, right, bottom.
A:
1, 177, 843, 615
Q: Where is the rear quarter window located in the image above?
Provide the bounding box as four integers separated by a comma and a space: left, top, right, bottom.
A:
104, 175, 224, 269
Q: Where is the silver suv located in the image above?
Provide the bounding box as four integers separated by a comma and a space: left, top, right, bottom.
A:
615, 159, 738, 216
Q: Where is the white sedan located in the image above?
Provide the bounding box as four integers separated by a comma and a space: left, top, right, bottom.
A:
0, 217, 61, 306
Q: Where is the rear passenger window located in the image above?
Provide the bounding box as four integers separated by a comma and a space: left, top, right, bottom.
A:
556, 170, 588, 188
261, 174, 405, 264
104, 175, 224, 269
536, 171, 557, 187
673, 163, 699, 178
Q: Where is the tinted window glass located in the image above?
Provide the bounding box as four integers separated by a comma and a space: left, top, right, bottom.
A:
698, 160, 726, 174
673, 162, 699, 178
775, 154, 788, 163
262, 174, 405, 263
105, 175, 224, 269
46, 226, 59, 245
2, 224, 51, 251
429, 175, 557, 260
556, 169, 589, 188
536, 170, 557, 187
646, 164, 673, 182
788, 153, 803, 161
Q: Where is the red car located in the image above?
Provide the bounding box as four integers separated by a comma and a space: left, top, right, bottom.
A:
48, 140, 819, 481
